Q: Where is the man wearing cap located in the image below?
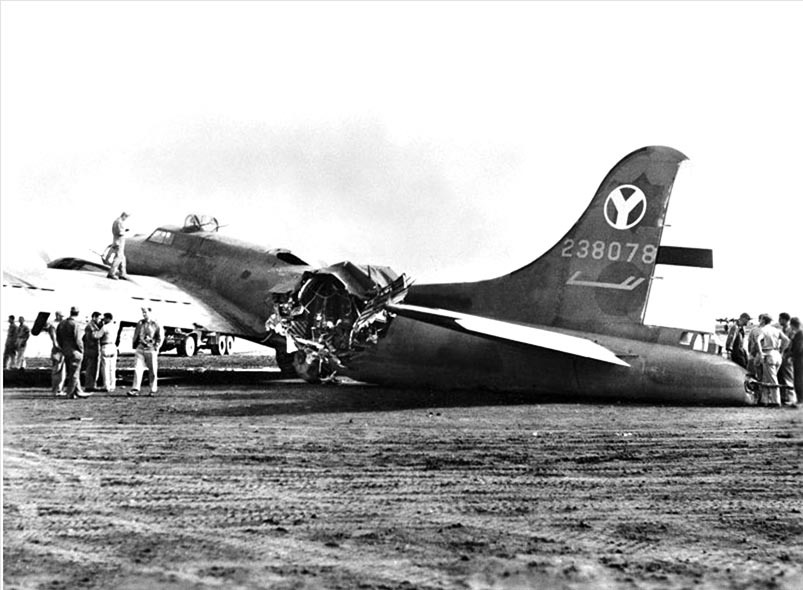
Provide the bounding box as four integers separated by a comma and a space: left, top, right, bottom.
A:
756, 314, 789, 406
129, 307, 163, 397
107, 211, 130, 280
56, 307, 91, 399
726, 313, 751, 369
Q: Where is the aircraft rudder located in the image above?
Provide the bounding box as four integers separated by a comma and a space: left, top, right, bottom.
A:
509, 146, 688, 327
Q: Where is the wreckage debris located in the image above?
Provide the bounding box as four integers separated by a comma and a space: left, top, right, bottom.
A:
265, 262, 411, 383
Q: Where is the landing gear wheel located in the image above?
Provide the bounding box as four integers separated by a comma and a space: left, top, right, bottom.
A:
211, 336, 229, 356
178, 334, 197, 357
293, 351, 321, 384
224, 336, 234, 355
275, 350, 297, 377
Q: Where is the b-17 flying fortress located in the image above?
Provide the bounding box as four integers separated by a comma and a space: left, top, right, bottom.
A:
0, 147, 777, 404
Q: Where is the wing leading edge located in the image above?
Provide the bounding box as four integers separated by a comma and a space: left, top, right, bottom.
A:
387, 303, 630, 367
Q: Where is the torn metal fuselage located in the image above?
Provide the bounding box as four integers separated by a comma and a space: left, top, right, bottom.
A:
266, 261, 410, 382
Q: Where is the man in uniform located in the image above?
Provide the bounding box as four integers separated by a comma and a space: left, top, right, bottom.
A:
789, 317, 802, 408
725, 313, 751, 369
777, 312, 796, 405
56, 306, 91, 399
4, 315, 17, 369
757, 314, 790, 406
82, 312, 103, 391
95, 312, 118, 392
45, 311, 66, 396
14, 316, 30, 369
107, 211, 130, 280
747, 317, 765, 379
129, 307, 163, 397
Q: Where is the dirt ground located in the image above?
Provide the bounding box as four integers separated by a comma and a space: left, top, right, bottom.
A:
3, 358, 803, 590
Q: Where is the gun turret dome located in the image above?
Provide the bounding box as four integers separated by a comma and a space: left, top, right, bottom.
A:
183, 214, 220, 233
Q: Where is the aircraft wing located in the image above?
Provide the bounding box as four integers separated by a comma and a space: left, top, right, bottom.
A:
387, 303, 630, 367
2, 266, 247, 337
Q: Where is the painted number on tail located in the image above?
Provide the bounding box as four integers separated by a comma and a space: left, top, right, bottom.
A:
561, 240, 657, 264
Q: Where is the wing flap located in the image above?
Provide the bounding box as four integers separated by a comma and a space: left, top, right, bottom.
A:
387, 303, 629, 367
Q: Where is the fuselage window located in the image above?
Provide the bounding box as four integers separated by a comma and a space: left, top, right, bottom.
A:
679, 331, 710, 352
147, 230, 175, 245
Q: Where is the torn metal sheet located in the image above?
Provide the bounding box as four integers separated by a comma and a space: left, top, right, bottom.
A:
264, 261, 410, 382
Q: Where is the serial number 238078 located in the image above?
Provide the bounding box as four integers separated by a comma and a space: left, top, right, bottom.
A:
560, 239, 657, 264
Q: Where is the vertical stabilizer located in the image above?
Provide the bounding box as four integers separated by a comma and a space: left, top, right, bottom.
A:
407, 146, 688, 333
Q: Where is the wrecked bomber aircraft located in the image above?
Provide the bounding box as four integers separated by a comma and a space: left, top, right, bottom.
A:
3, 146, 752, 404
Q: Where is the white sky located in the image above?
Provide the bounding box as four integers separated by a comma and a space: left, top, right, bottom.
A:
2, 1, 801, 327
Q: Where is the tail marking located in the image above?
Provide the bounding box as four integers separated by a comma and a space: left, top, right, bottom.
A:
566, 272, 646, 291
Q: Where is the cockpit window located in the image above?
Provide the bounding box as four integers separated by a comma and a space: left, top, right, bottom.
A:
148, 230, 175, 245
276, 252, 308, 266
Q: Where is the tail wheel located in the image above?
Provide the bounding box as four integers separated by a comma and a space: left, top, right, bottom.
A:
178, 334, 197, 357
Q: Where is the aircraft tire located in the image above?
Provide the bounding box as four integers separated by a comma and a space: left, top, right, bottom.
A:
292, 351, 321, 384
178, 334, 197, 357
211, 335, 232, 356
275, 350, 297, 377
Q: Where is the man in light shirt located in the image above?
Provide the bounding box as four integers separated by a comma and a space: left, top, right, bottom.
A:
757, 314, 790, 406
45, 311, 66, 396
128, 307, 163, 397
95, 313, 118, 392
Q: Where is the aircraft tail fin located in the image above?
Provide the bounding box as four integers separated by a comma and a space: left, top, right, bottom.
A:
407, 146, 704, 332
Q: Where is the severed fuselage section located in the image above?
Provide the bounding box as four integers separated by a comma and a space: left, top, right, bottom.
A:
266, 261, 410, 382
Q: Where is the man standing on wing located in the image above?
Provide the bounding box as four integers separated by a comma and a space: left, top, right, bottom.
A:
107, 211, 130, 280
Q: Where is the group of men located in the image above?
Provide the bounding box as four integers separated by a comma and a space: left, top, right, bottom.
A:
3, 315, 31, 370
725, 312, 803, 407
44, 306, 163, 399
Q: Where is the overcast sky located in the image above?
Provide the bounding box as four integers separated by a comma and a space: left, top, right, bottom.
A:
2, 1, 801, 328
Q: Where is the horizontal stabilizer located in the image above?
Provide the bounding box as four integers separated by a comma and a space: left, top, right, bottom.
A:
387, 303, 630, 367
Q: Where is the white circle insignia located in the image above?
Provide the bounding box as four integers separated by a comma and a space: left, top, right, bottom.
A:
603, 185, 647, 230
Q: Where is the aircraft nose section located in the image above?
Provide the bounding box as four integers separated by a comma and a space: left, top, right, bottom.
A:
704, 355, 752, 405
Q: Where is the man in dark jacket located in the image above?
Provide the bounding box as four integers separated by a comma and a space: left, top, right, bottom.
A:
56, 307, 91, 399
725, 313, 751, 369
82, 312, 103, 390
790, 317, 802, 408
4, 315, 17, 369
